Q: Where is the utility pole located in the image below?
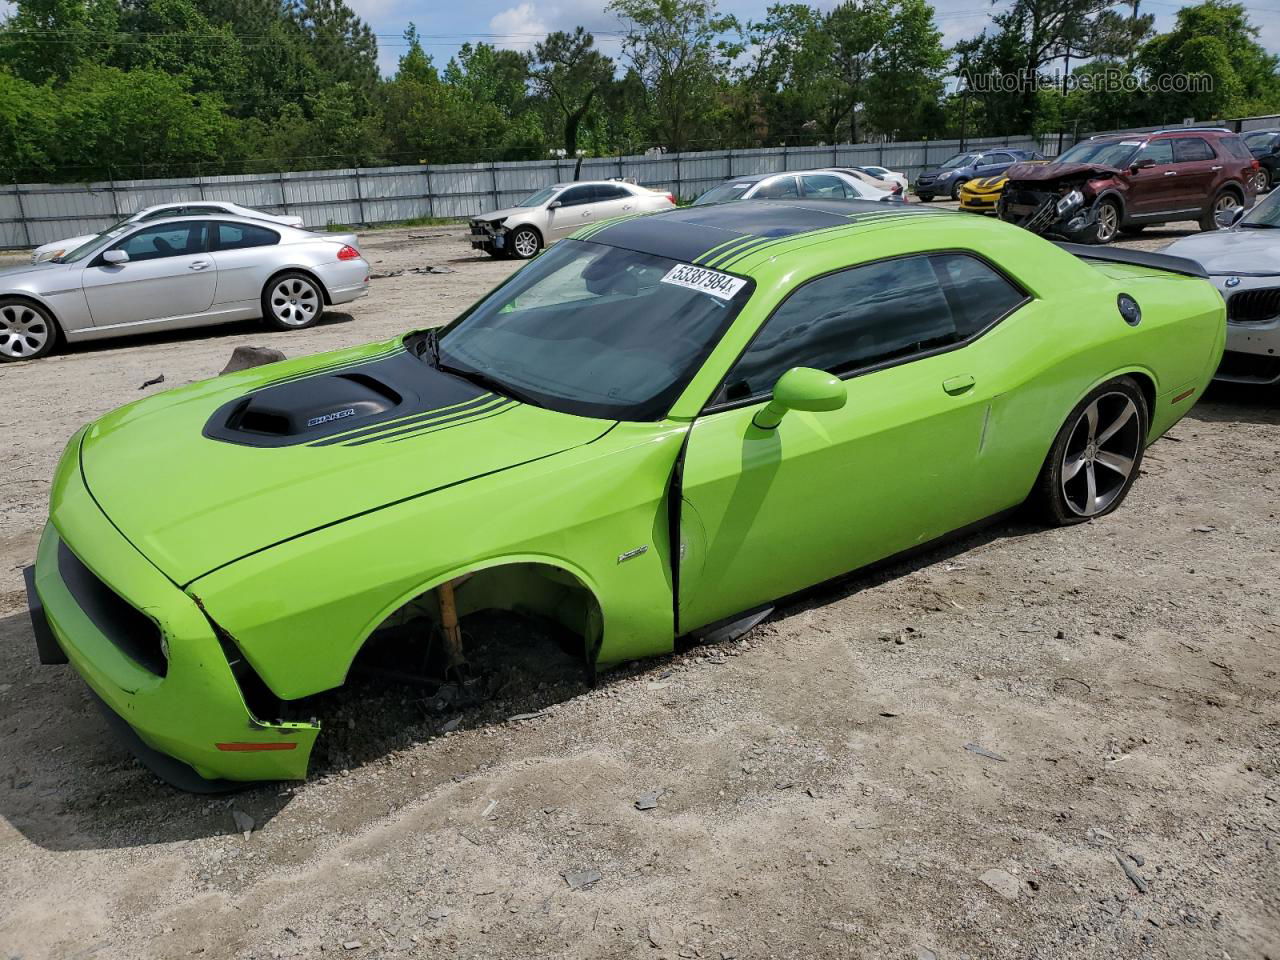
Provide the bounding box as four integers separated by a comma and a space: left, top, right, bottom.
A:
957, 52, 969, 151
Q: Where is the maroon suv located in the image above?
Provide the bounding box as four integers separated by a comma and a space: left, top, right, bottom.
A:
999, 128, 1259, 243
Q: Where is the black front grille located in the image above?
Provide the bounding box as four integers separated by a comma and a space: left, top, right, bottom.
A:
57, 540, 167, 676
1227, 287, 1280, 324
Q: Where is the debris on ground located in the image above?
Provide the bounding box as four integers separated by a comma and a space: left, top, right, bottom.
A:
964, 742, 1008, 763
231, 809, 254, 839
978, 868, 1022, 901
563, 868, 602, 891
1116, 852, 1150, 893
220, 345, 286, 375
634, 790, 662, 811
138, 374, 165, 390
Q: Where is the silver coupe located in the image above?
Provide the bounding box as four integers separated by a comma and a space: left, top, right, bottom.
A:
1, 215, 368, 362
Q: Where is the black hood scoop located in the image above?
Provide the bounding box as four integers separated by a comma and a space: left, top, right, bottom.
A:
203, 347, 490, 448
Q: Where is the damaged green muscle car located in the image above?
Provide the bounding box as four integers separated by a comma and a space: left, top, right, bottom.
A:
27, 200, 1225, 789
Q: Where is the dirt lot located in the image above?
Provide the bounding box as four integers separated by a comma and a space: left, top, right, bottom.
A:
1, 210, 1277, 960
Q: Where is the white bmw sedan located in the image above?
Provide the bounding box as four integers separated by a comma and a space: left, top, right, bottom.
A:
30, 201, 307, 264
1, 215, 368, 362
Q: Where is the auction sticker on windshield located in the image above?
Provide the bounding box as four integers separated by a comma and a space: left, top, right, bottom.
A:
661, 264, 748, 300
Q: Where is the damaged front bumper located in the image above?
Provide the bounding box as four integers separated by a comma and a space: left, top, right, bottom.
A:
1000, 187, 1092, 237
469, 219, 507, 252
30, 432, 318, 788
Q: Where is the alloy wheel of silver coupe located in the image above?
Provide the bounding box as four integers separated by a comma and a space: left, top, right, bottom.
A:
0, 299, 52, 359
1094, 202, 1120, 243
512, 229, 540, 258
269, 276, 320, 327
1059, 391, 1142, 517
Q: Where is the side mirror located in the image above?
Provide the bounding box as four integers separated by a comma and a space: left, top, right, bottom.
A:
548, 200, 562, 209
1215, 205, 1245, 228
102, 249, 129, 265
752, 367, 847, 430
1131, 157, 1155, 171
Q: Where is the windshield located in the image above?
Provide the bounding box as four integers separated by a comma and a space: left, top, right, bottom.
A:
693, 182, 755, 205
1055, 139, 1141, 167
516, 186, 559, 207
1243, 131, 1277, 154
939, 154, 976, 170
1240, 188, 1280, 228
55, 223, 132, 263
426, 239, 753, 420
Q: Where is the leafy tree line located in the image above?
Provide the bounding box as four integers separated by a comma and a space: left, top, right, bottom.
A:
0, 0, 1277, 182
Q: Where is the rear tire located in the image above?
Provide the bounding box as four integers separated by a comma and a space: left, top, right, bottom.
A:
262, 272, 324, 331
1030, 377, 1148, 526
1200, 189, 1241, 231
0, 297, 59, 362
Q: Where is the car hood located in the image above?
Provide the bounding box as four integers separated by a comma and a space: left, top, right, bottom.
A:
35, 234, 95, 256
918, 167, 959, 179
1164, 228, 1280, 274
1006, 161, 1121, 182
77, 338, 615, 585
473, 207, 529, 224
0, 261, 64, 281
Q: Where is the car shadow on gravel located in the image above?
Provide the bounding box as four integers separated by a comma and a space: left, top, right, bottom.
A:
0, 606, 608, 852
56, 311, 356, 360
1190, 381, 1280, 426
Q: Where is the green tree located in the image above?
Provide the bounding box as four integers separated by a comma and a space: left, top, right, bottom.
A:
0, 69, 60, 176
608, 0, 740, 151
0, 0, 120, 83
530, 28, 614, 156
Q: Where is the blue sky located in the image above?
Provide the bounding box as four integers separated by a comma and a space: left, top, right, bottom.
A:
348, 0, 1280, 78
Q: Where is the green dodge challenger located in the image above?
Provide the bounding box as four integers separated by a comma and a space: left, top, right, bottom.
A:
26, 200, 1225, 790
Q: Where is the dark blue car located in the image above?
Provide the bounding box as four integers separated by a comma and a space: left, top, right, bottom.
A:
914, 148, 1044, 201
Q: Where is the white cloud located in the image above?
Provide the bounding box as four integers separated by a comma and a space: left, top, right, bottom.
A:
489, 3, 551, 50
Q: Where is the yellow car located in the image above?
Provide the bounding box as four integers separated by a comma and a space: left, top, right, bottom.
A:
960, 161, 1048, 214
958, 174, 1009, 214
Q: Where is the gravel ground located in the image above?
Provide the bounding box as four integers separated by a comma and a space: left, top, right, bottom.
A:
1, 209, 1277, 960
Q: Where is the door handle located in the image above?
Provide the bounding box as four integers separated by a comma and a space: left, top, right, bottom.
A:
1163, 171, 1178, 176
189, 260, 210, 270
943, 374, 975, 395
1210, 165, 1222, 171
623, 204, 633, 210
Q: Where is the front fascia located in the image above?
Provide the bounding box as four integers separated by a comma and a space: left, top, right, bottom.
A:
189, 420, 689, 698
36, 430, 316, 782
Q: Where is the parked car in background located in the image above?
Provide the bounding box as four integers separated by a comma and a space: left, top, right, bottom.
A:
824, 167, 906, 200
914, 149, 1044, 201
692, 170, 894, 206
1164, 187, 1280, 385
469, 180, 676, 260
30, 201, 307, 264
999, 128, 1259, 244
26, 199, 1223, 789
852, 165, 909, 192
1243, 129, 1279, 193
0, 216, 367, 362
958, 161, 1049, 214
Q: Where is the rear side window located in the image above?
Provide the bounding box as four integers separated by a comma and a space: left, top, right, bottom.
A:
984, 153, 1014, 165
595, 184, 631, 201
1219, 136, 1253, 161
754, 176, 800, 199
801, 174, 851, 199
716, 253, 1025, 403
216, 222, 279, 250
1173, 137, 1214, 162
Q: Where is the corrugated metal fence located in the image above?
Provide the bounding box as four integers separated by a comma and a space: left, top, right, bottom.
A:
0, 134, 1056, 250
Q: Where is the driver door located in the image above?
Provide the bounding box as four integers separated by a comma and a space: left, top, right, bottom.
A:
677, 252, 1029, 632
547, 185, 599, 239
80, 221, 216, 328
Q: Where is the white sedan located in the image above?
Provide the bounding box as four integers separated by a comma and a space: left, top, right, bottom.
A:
691, 169, 895, 205
30, 202, 307, 264
854, 165, 910, 192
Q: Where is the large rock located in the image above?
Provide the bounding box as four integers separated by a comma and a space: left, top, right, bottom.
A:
220, 346, 286, 375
